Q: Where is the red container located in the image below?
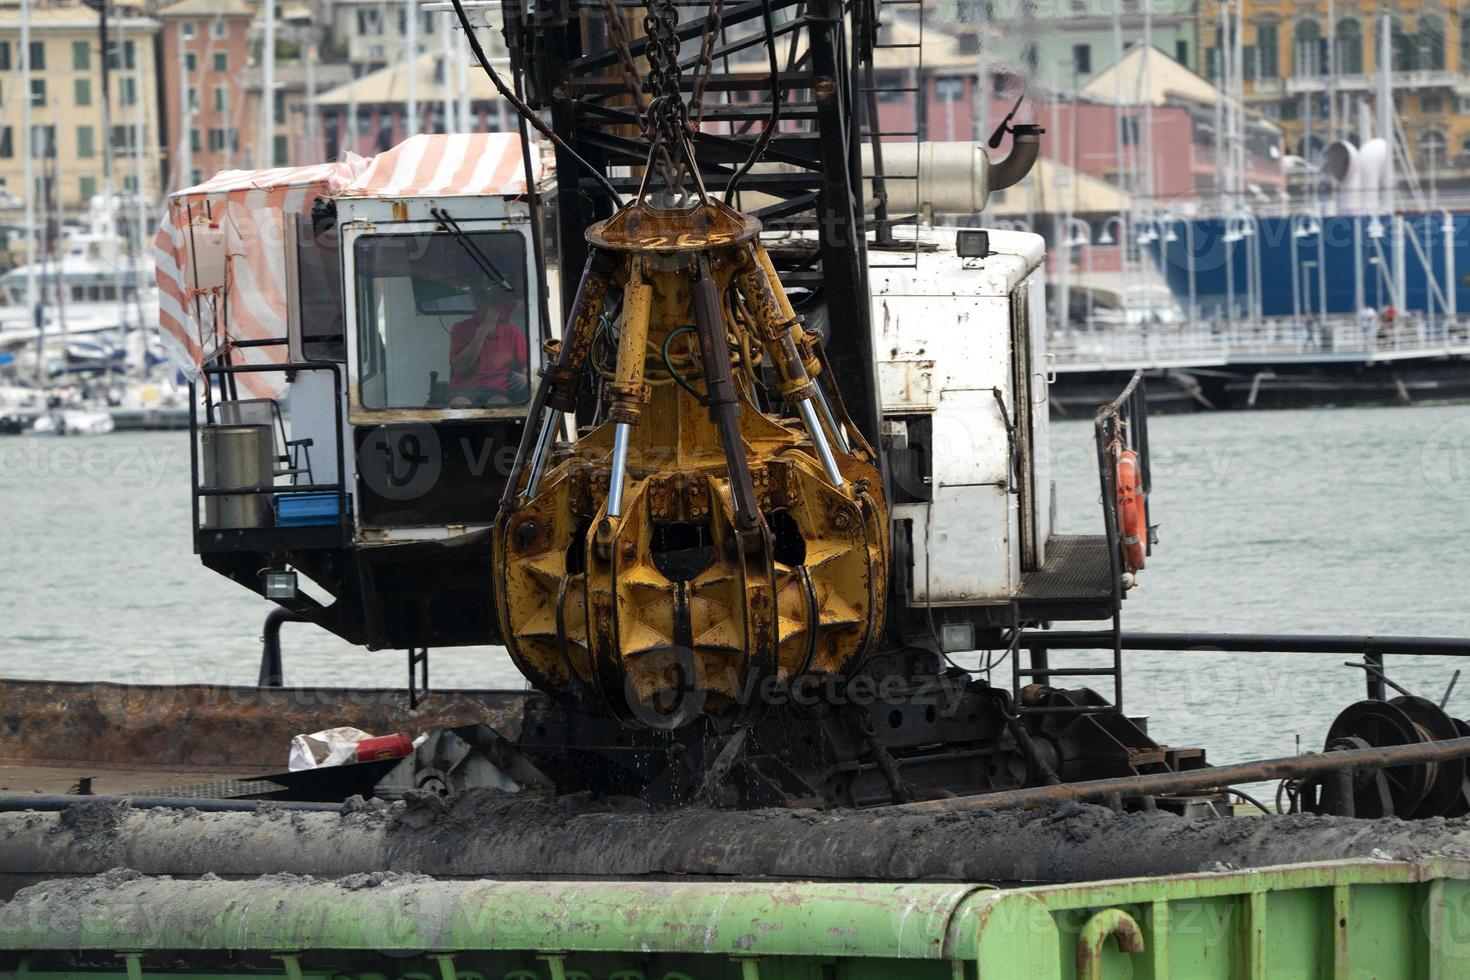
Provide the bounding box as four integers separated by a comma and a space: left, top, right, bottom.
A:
355, 732, 414, 762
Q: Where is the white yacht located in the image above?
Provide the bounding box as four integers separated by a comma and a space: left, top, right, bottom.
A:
0, 194, 159, 353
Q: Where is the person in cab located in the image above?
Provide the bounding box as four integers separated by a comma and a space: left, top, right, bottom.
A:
448, 283, 530, 407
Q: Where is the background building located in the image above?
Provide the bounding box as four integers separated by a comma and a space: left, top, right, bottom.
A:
158, 0, 257, 186
1200, 0, 1470, 196
0, 1, 163, 210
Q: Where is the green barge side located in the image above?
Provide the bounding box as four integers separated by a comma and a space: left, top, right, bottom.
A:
3, 860, 1467, 979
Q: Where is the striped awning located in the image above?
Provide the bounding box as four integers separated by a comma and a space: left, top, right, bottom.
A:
152, 134, 542, 396
343, 133, 541, 199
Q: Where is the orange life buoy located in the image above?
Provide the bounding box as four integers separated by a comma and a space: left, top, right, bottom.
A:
1116, 449, 1147, 572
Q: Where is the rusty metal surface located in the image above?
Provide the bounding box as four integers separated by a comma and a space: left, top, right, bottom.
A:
0, 679, 530, 770
890, 734, 1470, 814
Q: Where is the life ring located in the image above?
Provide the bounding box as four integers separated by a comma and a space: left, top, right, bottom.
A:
1116, 449, 1147, 572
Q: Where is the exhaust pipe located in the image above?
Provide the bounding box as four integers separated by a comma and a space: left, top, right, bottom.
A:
989, 123, 1044, 192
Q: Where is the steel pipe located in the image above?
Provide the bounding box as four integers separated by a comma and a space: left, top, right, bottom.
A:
890, 735, 1470, 814
524, 407, 562, 499
1021, 631, 1470, 656
607, 422, 631, 517
0, 795, 342, 814
797, 398, 844, 487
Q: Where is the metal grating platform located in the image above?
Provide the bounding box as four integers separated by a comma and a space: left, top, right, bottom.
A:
1017, 535, 1115, 608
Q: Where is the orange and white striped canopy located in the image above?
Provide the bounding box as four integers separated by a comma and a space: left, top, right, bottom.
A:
152, 134, 542, 396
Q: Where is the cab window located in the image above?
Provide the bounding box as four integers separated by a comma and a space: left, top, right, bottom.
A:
354, 230, 530, 410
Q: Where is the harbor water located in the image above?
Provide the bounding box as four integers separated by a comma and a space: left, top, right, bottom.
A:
3, 402, 1470, 768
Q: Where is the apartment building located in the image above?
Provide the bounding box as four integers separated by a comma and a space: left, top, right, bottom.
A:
158, 0, 256, 186
0, 1, 163, 211
1200, 0, 1470, 187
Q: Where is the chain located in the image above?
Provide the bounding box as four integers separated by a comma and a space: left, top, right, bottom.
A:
642, 0, 689, 198
599, 0, 648, 132
688, 0, 724, 134
597, 0, 726, 202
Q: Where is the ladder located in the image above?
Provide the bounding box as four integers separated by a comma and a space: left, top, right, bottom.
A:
855, 0, 923, 266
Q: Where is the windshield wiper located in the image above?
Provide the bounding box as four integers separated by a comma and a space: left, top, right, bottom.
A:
430, 206, 514, 291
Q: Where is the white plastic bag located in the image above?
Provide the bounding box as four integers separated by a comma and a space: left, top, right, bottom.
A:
288, 727, 375, 772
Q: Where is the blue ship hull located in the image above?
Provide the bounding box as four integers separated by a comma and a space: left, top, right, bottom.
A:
1147, 213, 1468, 318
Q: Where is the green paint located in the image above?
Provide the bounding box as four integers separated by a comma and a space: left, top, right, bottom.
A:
1, 860, 1467, 978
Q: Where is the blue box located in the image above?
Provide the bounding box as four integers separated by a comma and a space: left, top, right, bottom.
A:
275, 492, 348, 527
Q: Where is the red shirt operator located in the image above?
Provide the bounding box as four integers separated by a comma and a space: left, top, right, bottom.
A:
448, 292, 529, 405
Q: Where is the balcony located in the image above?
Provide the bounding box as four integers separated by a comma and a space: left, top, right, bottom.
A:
1286, 69, 1461, 94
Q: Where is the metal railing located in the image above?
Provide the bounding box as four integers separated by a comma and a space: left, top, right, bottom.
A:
188, 339, 349, 552
1016, 371, 1149, 716
1050, 314, 1470, 372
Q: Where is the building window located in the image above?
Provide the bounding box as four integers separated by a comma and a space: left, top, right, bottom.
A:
74, 78, 91, 106
1460, 134, 1470, 158
123, 174, 138, 193
214, 85, 229, 113
1422, 94, 1444, 113
274, 90, 286, 125
1119, 115, 1140, 145
80, 176, 97, 200
111, 125, 134, 151
0, 128, 11, 159
1293, 20, 1324, 76
1073, 43, 1091, 76
30, 125, 56, 158
1391, 18, 1416, 71
358, 9, 383, 35
1176, 40, 1188, 66
121, 77, 137, 106
209, 128, 226, 151
213, 51, 227, 72
1256, 23, 1278, 78
76, 125, 94, 158
1335, 19, 1362, 74
72, 40, 90, 70
182, 21, 197, 40
1419, 15, 1445, 71
29, 78, 46, 107
212, 18, 227, 39
1420, 130, 1447, 167
190, 128, 202, 153
188, 87, 199, 110
934, 77, 964, 102
0, 42, 10, 71
185, 51, 197, 72
274, 134, 288, 164
28, 41, 44, 71
106, 39, 136, 70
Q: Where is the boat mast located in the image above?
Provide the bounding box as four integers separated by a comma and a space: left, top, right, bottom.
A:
176, 16, 191, 188
439, 9, 455, 131
405, 0, 418, 135
131, 8, 150, 366
260, 0, 275, 166
100, 0, 113, 200
1377, 13, 1404, 314
20, 0, 40, 386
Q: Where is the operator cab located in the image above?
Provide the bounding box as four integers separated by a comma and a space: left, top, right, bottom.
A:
173, 134, 545, 655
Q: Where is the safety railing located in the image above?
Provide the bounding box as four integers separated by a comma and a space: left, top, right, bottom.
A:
1015, 371, 1149, 718
1050, 314, 1470, 372
188, 338, 350, 553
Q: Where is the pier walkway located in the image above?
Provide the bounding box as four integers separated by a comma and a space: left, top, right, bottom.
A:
1052, 315, 1470, 373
